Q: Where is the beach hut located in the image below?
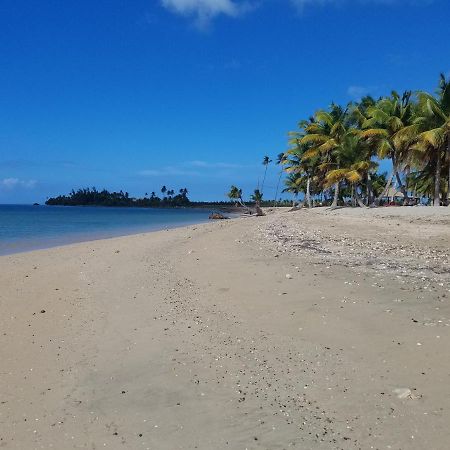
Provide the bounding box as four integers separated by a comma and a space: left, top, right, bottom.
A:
383, 187, 421, 205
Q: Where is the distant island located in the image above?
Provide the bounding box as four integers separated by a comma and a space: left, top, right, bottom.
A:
46, 187, 191, 207
44, 187, 247, 209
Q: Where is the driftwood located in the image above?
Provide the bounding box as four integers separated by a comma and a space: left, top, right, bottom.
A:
209, 212, 229, 220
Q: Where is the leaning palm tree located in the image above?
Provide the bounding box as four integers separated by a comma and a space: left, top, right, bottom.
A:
412, 74, 450, 206
261, 156, 272, 195
227, 185, 246, 208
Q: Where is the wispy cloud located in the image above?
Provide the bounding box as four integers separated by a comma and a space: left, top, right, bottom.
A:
188, 160, 244, 169
0, 178, 37, 190
160, 0, 254, 28
347, 85, 370, 100
161, 0, 431, 27
291, 0, 433, 12
139, 166, 201, 177
347, 84, 382, 100
138, 160, 250, 178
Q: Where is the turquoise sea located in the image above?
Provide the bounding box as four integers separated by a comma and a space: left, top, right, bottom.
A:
0, 205, 210, 255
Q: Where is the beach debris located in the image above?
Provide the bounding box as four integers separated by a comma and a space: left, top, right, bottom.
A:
394, 388, 412, 399
286, 274, 293, 279
209, 212, 228, 220
393, 388, 421, 400
40, 310, 46, 314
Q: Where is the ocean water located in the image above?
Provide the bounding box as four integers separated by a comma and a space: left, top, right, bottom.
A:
0, 205, 210, 255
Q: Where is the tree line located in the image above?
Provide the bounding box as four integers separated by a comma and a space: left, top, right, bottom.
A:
229, 73, 450, 209
46, 186, 190, 207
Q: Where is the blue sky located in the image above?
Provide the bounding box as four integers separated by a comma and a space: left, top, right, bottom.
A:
1, 0, 449, 203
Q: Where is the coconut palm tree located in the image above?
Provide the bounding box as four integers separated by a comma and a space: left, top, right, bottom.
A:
300, 104, 350, 209
283, 136, 319, 208
282, 173, 305, 208
412, 74, 450, 206
227, 185, 246, 208
361, 91, 416, 204
350, 96, 378, 205
324, 133, 377, 208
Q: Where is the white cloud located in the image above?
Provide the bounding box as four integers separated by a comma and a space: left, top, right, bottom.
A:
161, 0, 252, 28
0, 178, 37, 190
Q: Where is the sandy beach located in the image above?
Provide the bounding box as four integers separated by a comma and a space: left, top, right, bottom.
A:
1, 207, 450, 450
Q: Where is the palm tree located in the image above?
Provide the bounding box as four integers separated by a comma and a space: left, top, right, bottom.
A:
350, 96, 378, 205
412, 74, 450, 206
227, 185, 246, 208
251, 189, 265, 216
301, 104, 349, 209
282, 173, 305, 208
261, 156, 272, 195
161, 186, 167, 195
284, 137, 316, 208
324, 133, 377, 208
361, 91, 416, 204
273, 152, 288, 207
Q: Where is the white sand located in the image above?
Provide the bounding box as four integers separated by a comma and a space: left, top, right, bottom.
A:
1, 207, 449, 449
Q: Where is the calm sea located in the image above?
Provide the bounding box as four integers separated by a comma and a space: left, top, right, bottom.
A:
0, 205, 210, 255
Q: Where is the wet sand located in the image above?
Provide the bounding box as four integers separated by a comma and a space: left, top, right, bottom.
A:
1, 207, 449, 449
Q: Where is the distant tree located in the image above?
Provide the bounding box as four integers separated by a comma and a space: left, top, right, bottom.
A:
227, 185, 246, 208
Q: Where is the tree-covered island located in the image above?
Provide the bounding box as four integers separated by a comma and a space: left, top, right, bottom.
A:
46, 187, 191, 207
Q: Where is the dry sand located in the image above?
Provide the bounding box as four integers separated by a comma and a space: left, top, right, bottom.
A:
1, 207, 449, 449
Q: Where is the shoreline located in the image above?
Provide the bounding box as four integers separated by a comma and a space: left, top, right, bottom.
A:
1, 207, 449, 449
0, 206, 217, 256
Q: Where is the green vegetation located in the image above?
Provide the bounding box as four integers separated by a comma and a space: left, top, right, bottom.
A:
280, 74, 450, 207
46, 187, 190, 207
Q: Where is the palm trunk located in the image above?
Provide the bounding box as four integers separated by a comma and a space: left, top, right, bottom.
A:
290, 194, 304, 211
261, 166, 268, 195
306, 176, 312, 208
395, 170, 409, 205
238, 196, 252, 213
255, 200, 265, 216
366, 172, 372, 206
434, 148, 442, 206
447, 136, 450, 206
273, 170, 283, 207
329, 182, 339, 209
354, 185, 367, 208
374, 169, 395, 206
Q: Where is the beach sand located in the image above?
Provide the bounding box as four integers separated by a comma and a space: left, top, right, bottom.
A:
1, 207, 449, 449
